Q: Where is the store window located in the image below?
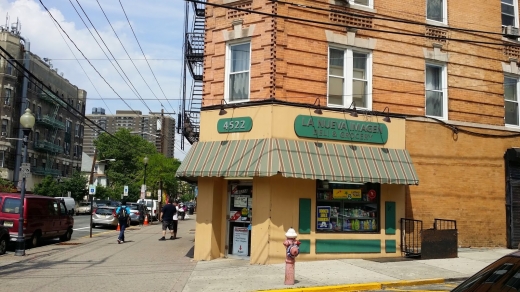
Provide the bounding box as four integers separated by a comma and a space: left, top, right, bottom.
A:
316, 180, 380, 233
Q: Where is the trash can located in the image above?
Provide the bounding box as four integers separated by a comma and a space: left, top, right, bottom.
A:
188, 205, 194, 215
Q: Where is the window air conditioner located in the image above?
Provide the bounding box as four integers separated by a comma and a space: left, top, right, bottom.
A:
0, 132, 6, 137
503, 25, 520, 37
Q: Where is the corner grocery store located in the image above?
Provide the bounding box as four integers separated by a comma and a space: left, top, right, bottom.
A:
176, 102, 419, 264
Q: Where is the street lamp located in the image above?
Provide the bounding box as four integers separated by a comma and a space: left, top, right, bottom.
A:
15, 108, 35, 256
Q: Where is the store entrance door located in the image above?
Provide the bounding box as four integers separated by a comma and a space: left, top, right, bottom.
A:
227, 182, 252, 257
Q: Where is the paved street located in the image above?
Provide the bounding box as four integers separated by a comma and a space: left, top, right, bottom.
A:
71, 214, 116, 240
0, 215, 197, 292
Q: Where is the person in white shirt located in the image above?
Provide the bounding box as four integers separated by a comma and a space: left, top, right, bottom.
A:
171, 201, 179, 239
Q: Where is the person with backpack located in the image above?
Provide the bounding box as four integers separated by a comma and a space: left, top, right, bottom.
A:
159, 198, 177, 241
116, 203, 131, 244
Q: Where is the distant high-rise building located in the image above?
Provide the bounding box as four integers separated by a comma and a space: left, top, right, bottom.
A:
83, 109, 176, 158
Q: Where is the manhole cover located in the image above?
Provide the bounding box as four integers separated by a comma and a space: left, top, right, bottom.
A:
56, 242, 82, 245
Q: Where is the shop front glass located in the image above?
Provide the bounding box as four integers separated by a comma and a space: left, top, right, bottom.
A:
227, 181, 252, 257
316, 180, 380, 233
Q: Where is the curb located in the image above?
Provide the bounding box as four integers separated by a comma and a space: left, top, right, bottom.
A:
256, 278, 450, 292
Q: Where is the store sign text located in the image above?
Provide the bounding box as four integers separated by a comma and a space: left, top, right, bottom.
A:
294, 115, 388, 144
217, 117, 253, 133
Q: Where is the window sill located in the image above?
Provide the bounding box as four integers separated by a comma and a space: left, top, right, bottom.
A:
329, 0, 376, 13
502, 36, 520, 43
426, 19, 448, 27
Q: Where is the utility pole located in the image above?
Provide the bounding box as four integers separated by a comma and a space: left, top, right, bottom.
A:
149, 110, 175, 157
88, 148, 97, 238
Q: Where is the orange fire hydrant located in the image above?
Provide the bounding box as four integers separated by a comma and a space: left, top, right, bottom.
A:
283, 227, 301, 285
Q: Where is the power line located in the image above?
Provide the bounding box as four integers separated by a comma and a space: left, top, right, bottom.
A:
38, 0, 140, 117
95, 0, 166, 111
189, 0, 520, 48
118, 0, 177, 115
50, 17, 114, 115
70, 0, 151, 113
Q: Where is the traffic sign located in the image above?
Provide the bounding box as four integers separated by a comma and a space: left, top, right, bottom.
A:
124, 185, 129, 196
89, 184, 96, 195
20, 163, 30, 178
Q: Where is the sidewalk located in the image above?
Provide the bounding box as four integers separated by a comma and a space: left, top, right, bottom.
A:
0, 214, 513, 292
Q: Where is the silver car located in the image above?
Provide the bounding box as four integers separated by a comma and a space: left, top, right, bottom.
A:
124, 205, 140, 225
75, 202, 97, 215
91, 207, 118, 228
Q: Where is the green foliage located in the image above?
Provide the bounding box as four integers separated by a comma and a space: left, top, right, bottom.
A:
0, 178, 17, 193
61, 171, 88, 202
33, 176, 62, 197
93, 128, 182, 203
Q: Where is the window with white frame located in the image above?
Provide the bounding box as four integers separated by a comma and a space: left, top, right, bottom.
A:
505, 76, 519, 126
328, 47, 372, 109
226, 42, 251, 102
427, 0, 447, 23
425, 63, 448, 118
350, 0, 373, 8
4, 88, 11, 105
502, 0, 518, 27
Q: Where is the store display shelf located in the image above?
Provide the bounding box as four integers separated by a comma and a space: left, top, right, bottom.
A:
316, 199, 375, 204
340, 216, 375, 220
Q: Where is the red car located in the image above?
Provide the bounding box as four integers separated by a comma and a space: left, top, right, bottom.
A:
0, 193, 74, 247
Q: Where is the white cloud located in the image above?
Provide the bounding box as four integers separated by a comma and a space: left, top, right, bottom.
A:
0, 0, 191, 159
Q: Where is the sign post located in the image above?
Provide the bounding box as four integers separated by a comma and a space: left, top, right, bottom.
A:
124, 185, 129, 197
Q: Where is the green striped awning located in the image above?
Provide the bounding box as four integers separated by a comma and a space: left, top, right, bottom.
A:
176, 138, 419, 185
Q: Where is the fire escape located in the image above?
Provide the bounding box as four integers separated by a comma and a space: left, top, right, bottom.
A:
33, 89, 65, 177
178, 0, 205, 149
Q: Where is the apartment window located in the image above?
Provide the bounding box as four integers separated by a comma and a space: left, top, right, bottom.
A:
6, 59, 13, 75
75, 124, 79, 137
66, 120, 71, 133
226, 42, 251, 102
328, 47, 372, 109
0, 151, 6, 168
37, 106, 42, 119
425, 63, 448, 118
4, 88, 11, 105
427, 0, 447, 23
1, 119, 7, 134
350, 0, 372, 8
35, 132, 40, 143
32, 158, 37, 167
505, 76, 520, 126
502, 0, 517, 27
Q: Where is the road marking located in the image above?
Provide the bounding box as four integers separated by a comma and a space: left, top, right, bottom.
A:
73, 227, 91, 230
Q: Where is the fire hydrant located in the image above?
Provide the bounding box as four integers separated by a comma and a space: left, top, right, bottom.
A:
283, 227, 301, 285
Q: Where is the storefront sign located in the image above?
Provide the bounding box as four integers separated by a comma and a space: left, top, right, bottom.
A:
294, 115, 388, 144
232, 227, 249, 256
333, 189, 362, 200
234, 195, 248, 208
217, 117, 253, 133
317, 206, 331, 230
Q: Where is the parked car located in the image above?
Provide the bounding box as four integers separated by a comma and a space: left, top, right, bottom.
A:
91, 207, 118, 228
452, 250, 520, 291
75, 201, 97, 215
0, 223, 9, 255
55, 197, 76, 215
124, 205, 140, 225
0, 193, 74, 247
137, 199, 158, 220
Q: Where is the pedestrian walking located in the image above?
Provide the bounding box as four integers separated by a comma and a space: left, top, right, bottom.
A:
116, 203, 131, 244
171, 201, 179, 239
159, 198, 177, 241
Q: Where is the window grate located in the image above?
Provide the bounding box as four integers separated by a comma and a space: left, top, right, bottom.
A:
426, 27, 447, 42
329, 12, 373, 28
227, 2, 251, 19
504, 45, 520, 60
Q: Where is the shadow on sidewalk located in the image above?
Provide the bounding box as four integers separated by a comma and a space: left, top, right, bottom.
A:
186, 245, 194, 258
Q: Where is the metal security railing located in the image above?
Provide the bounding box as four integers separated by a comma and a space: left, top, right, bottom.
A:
400, 218, 422, 257
434, 218, 457, 230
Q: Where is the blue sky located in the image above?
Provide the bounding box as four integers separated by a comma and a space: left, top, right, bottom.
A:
0, 0, 190, 159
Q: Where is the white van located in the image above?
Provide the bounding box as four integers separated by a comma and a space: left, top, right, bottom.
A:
55, 197, 76, 216
137, 199, 158, 220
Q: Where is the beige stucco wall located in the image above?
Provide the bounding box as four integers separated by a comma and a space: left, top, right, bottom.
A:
200, 104, 405, 150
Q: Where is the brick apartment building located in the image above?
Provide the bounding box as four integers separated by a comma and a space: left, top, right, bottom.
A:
176, 0, 520, 263
0, 27, 86, 191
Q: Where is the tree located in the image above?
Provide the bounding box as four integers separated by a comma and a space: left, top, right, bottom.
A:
33, 176, 62, 197
0, 178, 17, 193
61, 171, 88, 202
